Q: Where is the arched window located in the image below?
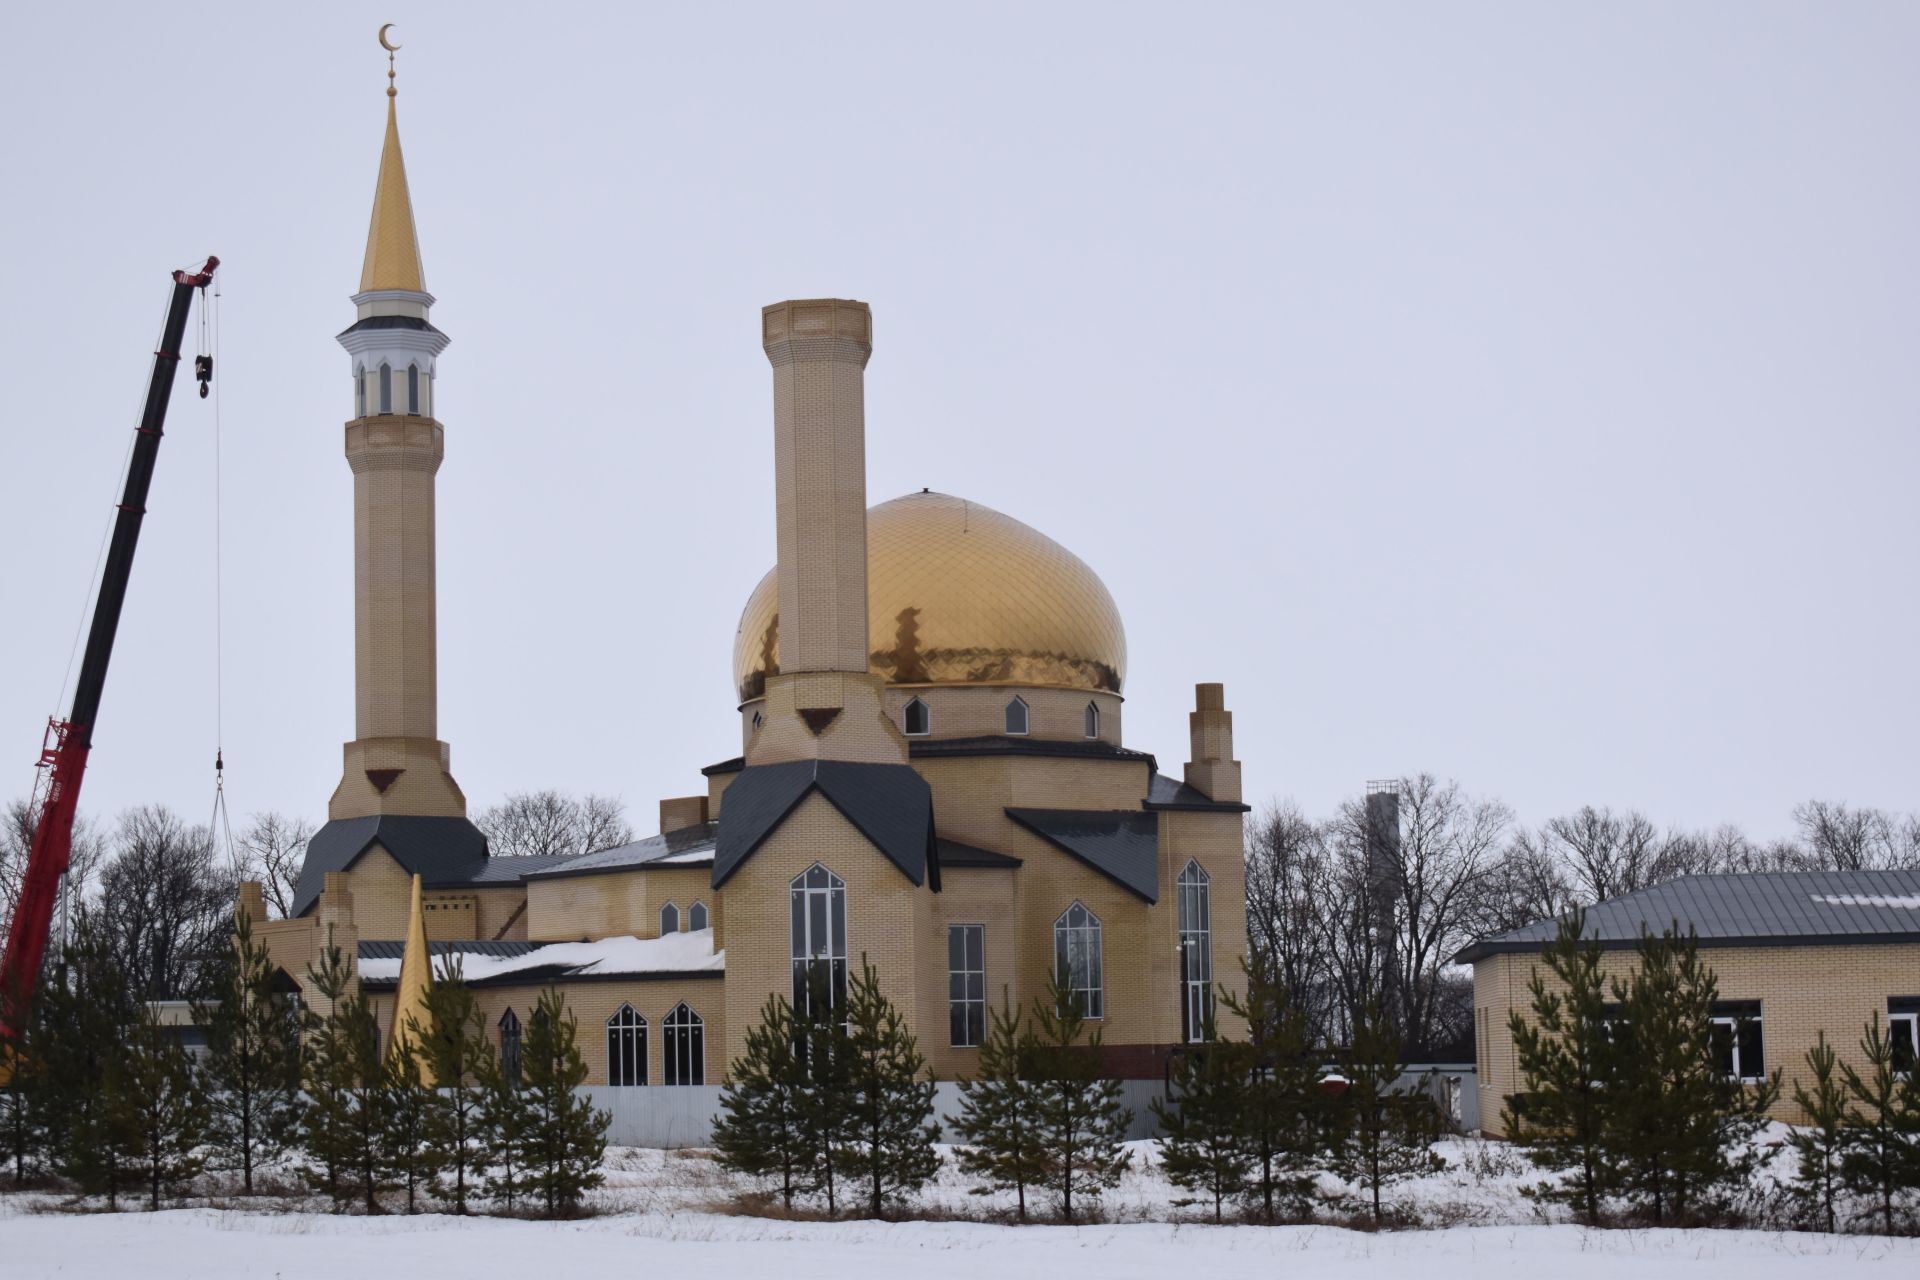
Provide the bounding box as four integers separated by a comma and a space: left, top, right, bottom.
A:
1178, 860, 1213, 1042
355, 364, 366, 418
1004, 696, 1030, 736
406, 363, 420, 415
1084, 701, 1100, 739
499, 1008, 522, 1085
606, 1004, 647, 1086
660, 902, 680, 935
665, 1002, 705, 1085
1053, 902, 1104, 1019
903, 697, 930, 737
689, 901, 709, 932
791, 863, 847, 1021
378, 362, 393, 414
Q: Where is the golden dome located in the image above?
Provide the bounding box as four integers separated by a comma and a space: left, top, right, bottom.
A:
733, 491, 1127, 703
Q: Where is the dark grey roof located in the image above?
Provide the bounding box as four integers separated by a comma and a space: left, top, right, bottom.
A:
1006, 808, 1160, 902
713, 760, 937, 889
702, 756, 746, 777
1456, 870, 1920, 963
335, 314, 442, 337
910, 735, 1158, 768
936, 838, 1023, 869
357, 939, 540, 960
293, 816, 490, 917
461, 852, 586, 883
1144, 770, 1252, 813
523, 822, 720, 881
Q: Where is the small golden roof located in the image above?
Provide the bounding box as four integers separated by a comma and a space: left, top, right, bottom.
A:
359, 34, 425, 293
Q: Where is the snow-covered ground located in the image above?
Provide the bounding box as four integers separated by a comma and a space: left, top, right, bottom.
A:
1, 1138, 1913, 1279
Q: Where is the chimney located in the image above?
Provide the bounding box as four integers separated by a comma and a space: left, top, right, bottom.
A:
236, 880, 266, 929
1184, 682, 1242, 802
660, 795, 710, 834
749, 300, 903, 765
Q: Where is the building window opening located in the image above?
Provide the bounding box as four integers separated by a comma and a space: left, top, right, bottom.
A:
949, 924, 985, 1047
1709, 1001, 1765, 1082
355, 366, 366, 418
1053, 901, 1104, 1020
406, 363, 420, 415
1004, 696, 1030, 736
665, 1002, 705, 1085
1084, 701, 1100, 738
378, 362, 392, 414
607, 1004, 647, 1086
1890, 1000, 1920, 1075
903, 697, 930, 737
689, 900, 709, 932
790, 863, 848, 1025
1178, 860, 1213, 1042
499, 1008, 522, 1086
660, 902, 680, 935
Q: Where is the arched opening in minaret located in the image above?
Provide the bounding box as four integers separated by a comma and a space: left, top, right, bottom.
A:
407, 363, 420, 415
378, 362, 393, 414
355, 364, 366, 418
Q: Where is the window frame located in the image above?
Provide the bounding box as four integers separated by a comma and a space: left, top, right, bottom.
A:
903, 696, 931, 737
1889, 998, 1920, 1077
406, 362, 420, 415
1708, 1000, 1766, 1083
948, 923, 986, 1048
355, 364, 367, 418
1004, 696, 1030, 736
1083, 701, 1100, 739
1177, 859, 1213, 1042
660, 901, 680, 935
606, 1003, 648, 1086
790, 863, 849, 1024
688, 900, 709, 932
378, 362, 393, 414
1053, 901, 1104, 1020
499, 1008, 522, 1086
664, 1001, 705, 1085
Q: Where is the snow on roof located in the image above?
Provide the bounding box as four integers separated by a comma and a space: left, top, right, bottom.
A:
358, 930, 724, 984
1813, 894, 1920, 909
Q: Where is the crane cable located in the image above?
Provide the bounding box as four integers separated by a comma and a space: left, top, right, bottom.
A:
200, 277, 238, 878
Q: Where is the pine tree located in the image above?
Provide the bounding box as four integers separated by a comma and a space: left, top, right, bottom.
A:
1784, 1031, 1848, 1233
517, 988, 608, 1217
37, 918, 139, 1206
384, 1036, 435, 1214
954, 994, 1047, 1220
1151, 1017, 1254, 1222
1503, 911, 1615, 1224
837, 957, 939, 1217
478, 1051, 529, 1212
337, 992, 394, 1213
193, 911, 301, 1194
713, 992, 814, 1209
1329, 998, 1444, 1225
1030, 973, 1131, 1222
1606, 926, 1778, 1225
298, 939, 356, 1208
796, 965, 856, 1216
1219, 962, 1323, 1223
117, 1004, 210, 1209
1, 1003, 46, 1188
420, 969, 494, 1213
1838, 1015, 1920, 1236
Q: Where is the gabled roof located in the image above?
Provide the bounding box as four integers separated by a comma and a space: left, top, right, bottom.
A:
1006, 808, 1160, 902
712, 760, 936, 889
521, 822, 719, 881
1455, 869, 1920, 964
293, 815, 489, 917
936, 838, 1023, 869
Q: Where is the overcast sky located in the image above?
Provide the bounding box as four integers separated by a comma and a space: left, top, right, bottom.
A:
0, 3, 1913, 846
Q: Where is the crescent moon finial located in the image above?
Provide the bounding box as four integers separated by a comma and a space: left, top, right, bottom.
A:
378, 24, 401, 98
378, 24, 402, 53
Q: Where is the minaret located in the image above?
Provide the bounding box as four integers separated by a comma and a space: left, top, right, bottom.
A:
327, 47, 465, 820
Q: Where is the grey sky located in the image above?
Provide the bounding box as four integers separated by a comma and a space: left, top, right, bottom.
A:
1, 3, 1913, 844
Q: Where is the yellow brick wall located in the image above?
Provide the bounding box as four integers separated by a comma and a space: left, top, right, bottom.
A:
1476, 940, 1920, 1135
528, 865, 720, 944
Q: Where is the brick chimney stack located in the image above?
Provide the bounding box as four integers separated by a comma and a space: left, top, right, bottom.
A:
1184, 682, 1242, 803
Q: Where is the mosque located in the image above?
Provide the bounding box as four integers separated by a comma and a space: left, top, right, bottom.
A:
245, 55, 1251, 1087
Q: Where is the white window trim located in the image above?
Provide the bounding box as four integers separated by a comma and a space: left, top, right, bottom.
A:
1053, 901, 1105, 1020
1005, 695, 1030, 737
660, 901, 680, 935
1084, 701, 1100, 739
1890, 1009, 1918, 1078
903, 696, 931, 736
1710, 1009, 1766, 1083
948, 922, 986, 1048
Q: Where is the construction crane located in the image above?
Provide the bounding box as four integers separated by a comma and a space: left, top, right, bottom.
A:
0, 256, 219, 1043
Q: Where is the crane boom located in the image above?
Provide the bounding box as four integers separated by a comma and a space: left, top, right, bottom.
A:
0, 256, 218, 1040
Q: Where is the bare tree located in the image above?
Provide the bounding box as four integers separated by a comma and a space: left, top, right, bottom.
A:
1, 796, 108, 944
1528, 806, 1713, 904
96, 805, 238, 1001
1791, 800, 1919, 871
1242, 801, 1338, 1043
473, 790, 634, 858
236, 812, 313, 919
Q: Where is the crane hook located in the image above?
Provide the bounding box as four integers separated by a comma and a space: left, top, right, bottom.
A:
194, 354, 213, 399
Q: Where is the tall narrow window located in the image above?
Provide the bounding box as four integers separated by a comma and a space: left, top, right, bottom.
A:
1178, 860, 1213, 1042
665, 1002, 705, 1085
1004, 696, 1030, 736
1053, 902, 1104, 1019
1709, 1001, 1765, 1082
790, 863, 848, 1022
903, 697, 930, 737
660, 902, 680, 935
406, 363, 420, 415
606, 1004, 647, 1086
689, 901, 709, 932
948, 924, 985, 1047
499, 1008, 522, 1086
378, 362, 393, 414
355, 365, 366, 418
1084, 701, 1100, 739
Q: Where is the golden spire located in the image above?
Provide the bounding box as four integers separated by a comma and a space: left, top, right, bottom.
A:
389, 873, 435, 1067
360, 25, 426, 293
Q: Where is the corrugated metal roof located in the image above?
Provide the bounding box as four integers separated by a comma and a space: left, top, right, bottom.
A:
357, 939, 540, 960
1456, 869, 1920, 963
521, 823, 719, 881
